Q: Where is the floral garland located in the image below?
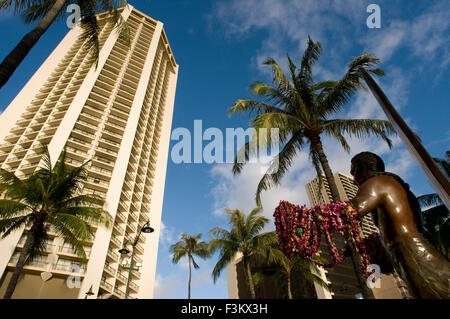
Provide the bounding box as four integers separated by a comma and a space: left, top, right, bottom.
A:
273, 200, 371, 277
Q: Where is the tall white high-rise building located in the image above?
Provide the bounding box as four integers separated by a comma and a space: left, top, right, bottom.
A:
0, 5, 178, 299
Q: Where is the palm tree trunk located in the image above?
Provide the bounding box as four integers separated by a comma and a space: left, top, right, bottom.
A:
188, 256, 192, 299
310, 134, 375, 299
244, 258, 256, 298
0, 0, 67, 89
310, 134, 341, 201
286, 269, 293, 299
3, 230, 35, 299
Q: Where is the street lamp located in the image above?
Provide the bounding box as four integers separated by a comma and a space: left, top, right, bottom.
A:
118, 220, 154, 299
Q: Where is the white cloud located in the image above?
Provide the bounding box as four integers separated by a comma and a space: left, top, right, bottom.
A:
210, 151, 321, 225
212, 0, 450, 78
158, 221, 176, 247
210, 0, 368, 75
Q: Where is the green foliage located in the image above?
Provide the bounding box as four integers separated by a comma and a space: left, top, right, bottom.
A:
229, 37, 395, 206
1, 0, 131, 69
260, 232, 330, 291
0, 145, 112, 265
169, 232, 211, 298
169, 232, 211, 267
209, 208, 273, 283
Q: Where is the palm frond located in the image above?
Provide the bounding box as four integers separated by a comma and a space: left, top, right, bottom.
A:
0, 214, 32, 238
255, 132, 305, 206
210, 241, 239, 283
417, 193, 443, 209
322, 119, 395, 148
300, 36, 322, 83
319, 53, 383, 117
0, 0, 42, 14
22, 0, 69, 24
262, 57, 293, 95
80, 4, 100, 68
433, 154, 450, 178
0, 199, 31, 218
230, 98, 287, 117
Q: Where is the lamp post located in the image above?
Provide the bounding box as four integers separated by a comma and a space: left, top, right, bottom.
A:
118, 220, 154, 299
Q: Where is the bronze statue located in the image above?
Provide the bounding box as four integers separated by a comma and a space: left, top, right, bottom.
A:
350, 152, 450, 299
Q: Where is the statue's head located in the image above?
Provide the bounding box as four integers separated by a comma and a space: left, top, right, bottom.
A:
350, 152, 385, 186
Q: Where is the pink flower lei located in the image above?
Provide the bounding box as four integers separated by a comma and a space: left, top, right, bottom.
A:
273, 200, 370, 277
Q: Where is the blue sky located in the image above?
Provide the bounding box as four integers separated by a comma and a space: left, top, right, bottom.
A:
0, 0, 449, 299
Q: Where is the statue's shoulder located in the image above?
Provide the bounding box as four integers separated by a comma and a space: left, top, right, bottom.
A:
366, 174, 405, 190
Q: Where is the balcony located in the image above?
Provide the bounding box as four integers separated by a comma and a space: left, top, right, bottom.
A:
134, 255, 142, 264
118, 201, 129, 212
86, 177, 109, 189
121, 191, 131, 202
135, 243, 144, 255
116, 271, 128, 284
66, 157, 84, 166
53, 263, 86, 274
107, 113, 127, 127
114, 287, 125, 299
113, 224, 125, 236
104, 120, 125, 133
131, 270, 141, 280
109, 235, 121, 248
126, 223, 136, 234
103, 129, 123, 140
128, 281, 139, 293
142, 193, 152, 204
115, 211, 127, 224
130, 201, 140, 212
100, 279, 113, 293
107, 248, 119, 262
99, 137, 121, 149
68, 136, 91, 148
103, 263, 116, 277
89, 166, 112, 177
96, 145, 118, 157
123, 180, 133, 191
128, 212, 138, 222
6, 155, 21, 164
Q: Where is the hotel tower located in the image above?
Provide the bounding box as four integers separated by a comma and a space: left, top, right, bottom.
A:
0, 5, 178, 299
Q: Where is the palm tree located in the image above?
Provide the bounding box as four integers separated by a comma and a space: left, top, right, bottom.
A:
169, 232, 211, 299
0, 0, 130, 89
230, 37, 395, 299
209, 208, 273, 299
259, 232, 330, 299
0, 146, 112, 299
230, 37, 394, 206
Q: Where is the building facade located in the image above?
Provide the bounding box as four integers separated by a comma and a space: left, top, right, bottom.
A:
305, 172, 406, 299
0, 5, 178, 299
